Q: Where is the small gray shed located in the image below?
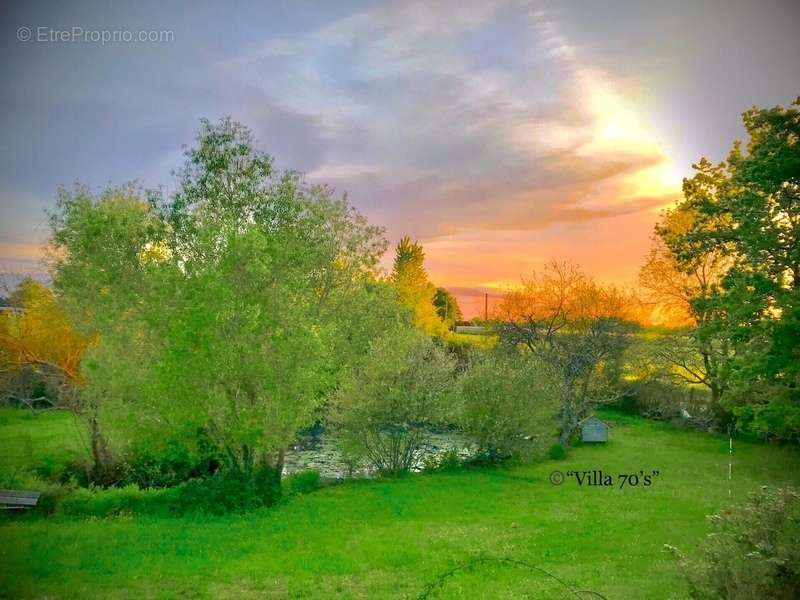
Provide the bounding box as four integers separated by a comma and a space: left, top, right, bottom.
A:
581, 416, 609, 443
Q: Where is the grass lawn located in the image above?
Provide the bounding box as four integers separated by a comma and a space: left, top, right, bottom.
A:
0, 408, 89, 475
1, 407, 799, 599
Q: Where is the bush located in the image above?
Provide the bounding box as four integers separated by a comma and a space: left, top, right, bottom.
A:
329, 327, 456, 473
58, 484, 181, 517
176, 467, 281, 514
117, 434, 221, 489
668, 486, 800, 599
622, 380, 720, 431
53, 466, 282, 517
421, 448, 462, 473
455, 352, 559, 461
30, 431, 223, 490
286, 469, 321, 495
548, 443, 567, 460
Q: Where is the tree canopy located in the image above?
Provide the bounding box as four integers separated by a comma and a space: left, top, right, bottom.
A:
48, 118, 406, 478
653, 99, 800, 441
391, 236, 446, 335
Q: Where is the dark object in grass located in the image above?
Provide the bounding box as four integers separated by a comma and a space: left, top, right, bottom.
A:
548, 443, 567, 460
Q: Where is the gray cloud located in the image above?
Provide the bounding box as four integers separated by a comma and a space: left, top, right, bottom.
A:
0, 0, 797, 272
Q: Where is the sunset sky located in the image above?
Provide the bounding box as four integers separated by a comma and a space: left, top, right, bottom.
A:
1, 1, 798, 316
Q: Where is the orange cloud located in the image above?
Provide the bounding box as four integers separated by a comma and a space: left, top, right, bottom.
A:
0, 243, 45, 260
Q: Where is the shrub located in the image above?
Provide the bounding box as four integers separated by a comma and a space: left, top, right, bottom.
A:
117, 433, 221, 489
464, 447, 507, 467
286, 469, 321, 495
455, 352, 559, 461
622, 380, 721, 431
176, 467, 281, 514
59, 484, 169, 517
55, 467, 282, 517
421, 448, 462, 473
548, 443, 567, 460
667, 486, 800, 599
329, 326, 456, 473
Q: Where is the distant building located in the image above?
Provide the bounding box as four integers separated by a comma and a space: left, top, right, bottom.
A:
454, 325, 487, 335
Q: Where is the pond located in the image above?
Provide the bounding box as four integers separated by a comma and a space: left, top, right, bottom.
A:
282, 429, 477, 480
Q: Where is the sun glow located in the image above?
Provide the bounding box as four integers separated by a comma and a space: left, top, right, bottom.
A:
577, 70, 660, 154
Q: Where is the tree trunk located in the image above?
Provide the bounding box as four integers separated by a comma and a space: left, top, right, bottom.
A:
560, 381, 576, 447
273, 448, 285, 477
88, 411, 113, 482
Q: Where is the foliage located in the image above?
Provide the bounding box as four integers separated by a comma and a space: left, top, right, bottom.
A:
329, 326, 456, 473
47, 184, 166, 479
177, 468, 282, 513
433, 287, 462, 327
56, 468, 282, 517
653, 99, 800, 442
391, 237, 447, 335
668, 486, 800, 599
115, 433, 221, 489
621, 332, 729, 429
48, 119, 395, 488
640, 207, 729, 329
455, 351, 559, 460
421, 448, 462, 472
621, 379, 717, 431
0, 278, 89, 407
548, 443, 567, 460
286, 469, 322, 495
495, 261, 637, 445
57, 484, 181, 517
643, 205, 733, 417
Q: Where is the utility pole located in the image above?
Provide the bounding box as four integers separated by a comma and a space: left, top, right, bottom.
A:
484, 293, 488, 321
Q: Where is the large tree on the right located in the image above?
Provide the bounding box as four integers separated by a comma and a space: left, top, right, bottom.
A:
663, 98, 800, 442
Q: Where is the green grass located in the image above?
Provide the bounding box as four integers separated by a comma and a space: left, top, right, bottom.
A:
0, 407, 89, 477
1, 407, 799, 599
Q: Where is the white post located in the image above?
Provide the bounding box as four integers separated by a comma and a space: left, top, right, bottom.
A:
728, 433, 733, 498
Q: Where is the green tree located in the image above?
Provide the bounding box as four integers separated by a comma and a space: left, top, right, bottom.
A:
48, 185, 165, 479
329, 326, 456, 473
391, 237, 446, 335
496, 261, 636, 446
433, 287, 462, 327
641, 206, 733, 411
49, 119, 395, 488
455, 351, 559, 461
660, 99, 800, 441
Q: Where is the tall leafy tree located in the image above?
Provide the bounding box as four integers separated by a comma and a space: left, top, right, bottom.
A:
50, 119, 396, 486
433, 287, 462, 326
49, 184, 172, 478
391, 237, 445, 335
496, 261, 637, 446
640, 205, 733, 408
660, 99, 800, 441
